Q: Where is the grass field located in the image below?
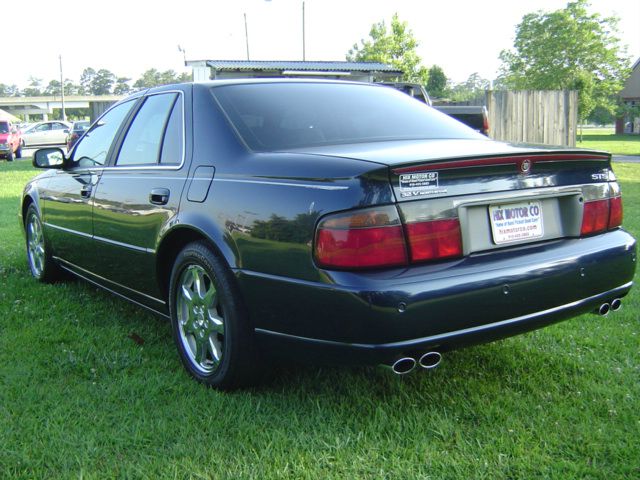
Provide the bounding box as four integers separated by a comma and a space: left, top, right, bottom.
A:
577, 129, 640, 156
1, 159, 639, 479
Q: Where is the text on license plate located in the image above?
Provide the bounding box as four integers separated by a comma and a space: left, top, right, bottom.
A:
489, 201, 544, 245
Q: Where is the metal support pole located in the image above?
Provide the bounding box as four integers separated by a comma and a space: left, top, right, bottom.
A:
59, 55, 66, 122
244, 13, 250, 61
302, 1, 306, 61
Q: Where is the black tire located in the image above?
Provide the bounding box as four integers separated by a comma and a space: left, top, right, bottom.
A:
15, 144, 22, 159
6, 150, 14, 162
169, 241, 259, 389
25, 204, 63, 282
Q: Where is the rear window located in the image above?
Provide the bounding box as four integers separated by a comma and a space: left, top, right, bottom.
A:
211, 82, 483, 151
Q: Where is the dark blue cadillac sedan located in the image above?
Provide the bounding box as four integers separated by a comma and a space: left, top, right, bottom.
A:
21, 80, 636, 389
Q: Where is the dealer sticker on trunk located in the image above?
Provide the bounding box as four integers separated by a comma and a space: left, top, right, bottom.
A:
489, 201, 544, 244
399, 172, 447, 197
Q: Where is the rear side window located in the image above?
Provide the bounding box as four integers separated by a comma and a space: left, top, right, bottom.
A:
211, 83, 484, 152
116, 93, 182, 166
160, 97, 183, 165
73, 100, 135, 167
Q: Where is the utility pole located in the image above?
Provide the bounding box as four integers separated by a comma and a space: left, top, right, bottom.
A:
59, 55, 66, 122
302, 1, 306, 61
244, 13, 250, 60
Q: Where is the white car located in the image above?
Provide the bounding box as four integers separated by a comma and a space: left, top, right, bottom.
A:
21, 121, 72, 148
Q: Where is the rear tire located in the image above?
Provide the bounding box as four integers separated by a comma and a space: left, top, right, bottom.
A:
169, 241, 259, 389
25, 204, 63, 282
6, 150, 14, 162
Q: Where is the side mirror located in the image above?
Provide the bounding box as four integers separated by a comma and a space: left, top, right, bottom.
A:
33, 148, 65, 169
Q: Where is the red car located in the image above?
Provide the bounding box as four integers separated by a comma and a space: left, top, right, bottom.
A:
0, 120, 23, 161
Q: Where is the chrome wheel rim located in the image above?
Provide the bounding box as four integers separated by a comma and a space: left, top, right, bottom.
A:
27, 213, 45, 277
176, 264, 224, 374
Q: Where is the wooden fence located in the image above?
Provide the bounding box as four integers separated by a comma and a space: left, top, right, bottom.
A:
486, 90, 578, 147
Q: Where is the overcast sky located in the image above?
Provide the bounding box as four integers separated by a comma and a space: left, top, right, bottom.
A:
3, 0, 639, 88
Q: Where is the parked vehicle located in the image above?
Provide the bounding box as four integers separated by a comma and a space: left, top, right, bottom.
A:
21, 120, 72, 148
0, 120, 23, 161
66, 121, 90, 150
381, 82, 489, 136
436, 105, 490, 136
21, 81, 636, 389
379, 82, 432, 105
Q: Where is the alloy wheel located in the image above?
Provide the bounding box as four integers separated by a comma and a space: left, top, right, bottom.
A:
27, 212, 45, 277
176, 264, 225, 374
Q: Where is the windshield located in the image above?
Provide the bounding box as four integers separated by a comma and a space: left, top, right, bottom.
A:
211, 82, 484, 152
0, 122, 9, 134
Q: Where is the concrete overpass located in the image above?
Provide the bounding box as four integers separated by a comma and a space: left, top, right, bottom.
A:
0, 95, 125, 122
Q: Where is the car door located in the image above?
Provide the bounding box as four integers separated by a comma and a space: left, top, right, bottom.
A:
41, 100, 137, 272
91, 90, 189, 305
50, 122, 70, 145
26, 123, 51, 146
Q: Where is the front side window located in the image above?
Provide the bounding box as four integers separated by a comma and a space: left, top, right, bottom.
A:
72, 100, 135, 168
116, 93, 179, 166
34, 123, 51, 132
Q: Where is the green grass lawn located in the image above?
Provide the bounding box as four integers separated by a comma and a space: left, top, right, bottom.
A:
1, 159, 639, 479
577, 129, 640, 156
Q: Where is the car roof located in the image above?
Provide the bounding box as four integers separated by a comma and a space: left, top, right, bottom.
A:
143, 78, 384, 95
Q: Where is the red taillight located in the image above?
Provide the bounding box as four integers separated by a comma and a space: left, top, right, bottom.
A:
608, 196, 623, 229
581, 196, 623, 236
315, 206, 408, 269
314, 207, 464, 270
581, 199, 609, 235
405, 219, 463, 262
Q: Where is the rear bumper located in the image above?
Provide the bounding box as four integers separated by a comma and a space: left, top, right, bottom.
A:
237, 230, 636, 365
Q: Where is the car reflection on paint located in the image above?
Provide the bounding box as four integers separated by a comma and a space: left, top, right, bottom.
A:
20, 80, 636, 389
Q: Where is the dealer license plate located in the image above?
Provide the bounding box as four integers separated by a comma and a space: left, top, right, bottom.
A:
489, 201, 544, 245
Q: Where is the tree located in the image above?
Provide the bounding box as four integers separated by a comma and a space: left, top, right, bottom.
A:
426, 65, 447, 98
498, 0, 630, 121
347, 13, 428, 84
0, 83, 20, 97
114, 77, 132, 95
43, 80, 62, 96
90, 69, 116, 95
63, 79, 81, 96
133, 69, 191, 89
79, 67, 96, 95
449, 73, 490, 102
23, 77, 43, 96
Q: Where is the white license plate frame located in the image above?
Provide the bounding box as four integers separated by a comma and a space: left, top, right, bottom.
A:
489, 201, 544, 245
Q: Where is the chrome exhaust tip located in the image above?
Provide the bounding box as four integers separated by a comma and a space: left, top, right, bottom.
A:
418, 351, 442, 369
598, 303, 611, 316
610, 298, 622, 312
384, 357, 416, 375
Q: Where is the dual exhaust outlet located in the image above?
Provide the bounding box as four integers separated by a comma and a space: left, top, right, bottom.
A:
595, 298, 622, 317
383, 351, 442, 375
385, 297, 623, 374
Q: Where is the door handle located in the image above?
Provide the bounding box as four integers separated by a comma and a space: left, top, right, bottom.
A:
149, 188, 170, 205
80, 185, 92, 198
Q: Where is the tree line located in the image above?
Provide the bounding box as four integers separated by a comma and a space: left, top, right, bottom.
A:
0, 67, 191, 98
347, 0, 635, 124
